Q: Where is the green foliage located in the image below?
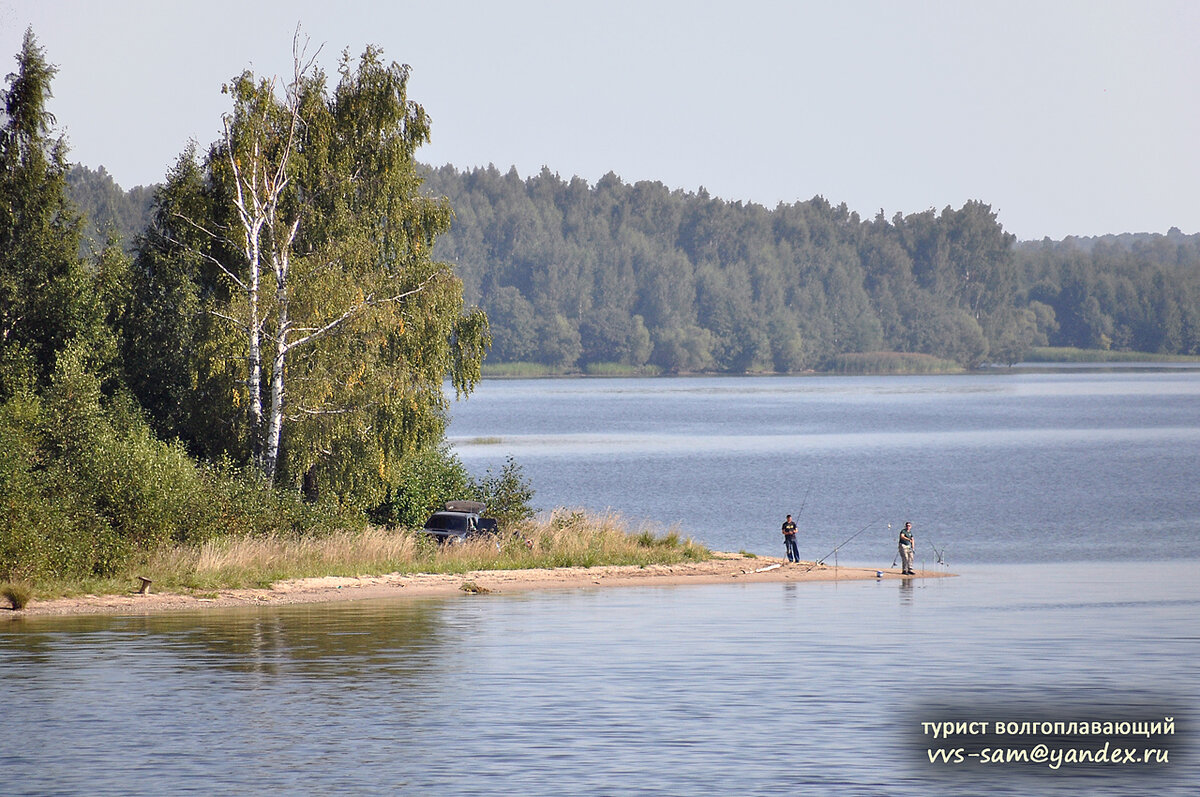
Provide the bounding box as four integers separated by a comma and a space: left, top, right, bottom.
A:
66, 164, 154, 255
65, 142, 1200, 373
366, 448, 536, 534
0, 32, 428, 588
67, 151, 1200, 375
422, 166, 1200, 370
0, 350, 365, 583
581, 362, 662, 376
1018, 233, 1200, 355
368, 444, 473, 529
0, 29, 92, 393
470, 456, 535, 530
824, 352, 962, 375
1024, 347, 1200, 364
481, 362, 561, 377
125, 43, 489, 506
423, 166, 1030, 372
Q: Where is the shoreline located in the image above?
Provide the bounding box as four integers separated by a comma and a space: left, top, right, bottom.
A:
4, 553, 954, 618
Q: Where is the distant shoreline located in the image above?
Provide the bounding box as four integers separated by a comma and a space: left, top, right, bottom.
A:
480, 352, 1200, 380
5, 553, 954, 618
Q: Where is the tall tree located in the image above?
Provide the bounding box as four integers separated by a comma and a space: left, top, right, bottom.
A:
0, 29, 89, 393
131, 35, 488, 504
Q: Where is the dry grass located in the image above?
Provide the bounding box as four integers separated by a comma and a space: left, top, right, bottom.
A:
28, 509, 710, 599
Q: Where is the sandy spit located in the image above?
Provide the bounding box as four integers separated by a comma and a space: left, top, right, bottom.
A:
4, 553, 954, 618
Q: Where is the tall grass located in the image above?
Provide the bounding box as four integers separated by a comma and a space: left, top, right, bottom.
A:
2, 582, 32, 610
23, 510, 711, 600
824, 352, 963, 375
1026, 347, 1200, 364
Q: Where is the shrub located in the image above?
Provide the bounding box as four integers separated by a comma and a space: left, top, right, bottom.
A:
471, 456, 535, 530
2, 582, 32, 610
368, 444, 472, 529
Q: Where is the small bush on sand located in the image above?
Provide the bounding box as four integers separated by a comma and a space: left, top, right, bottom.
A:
2, 582, 32, 610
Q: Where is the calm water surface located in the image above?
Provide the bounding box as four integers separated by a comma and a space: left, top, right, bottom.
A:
3, 562, 1196, 795
3, 371, 1197, 795
449, 371, 1200, 563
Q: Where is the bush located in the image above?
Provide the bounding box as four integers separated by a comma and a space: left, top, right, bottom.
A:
471, 456, 535, 531
0, 359, 366, 584
368, 444, 473, 529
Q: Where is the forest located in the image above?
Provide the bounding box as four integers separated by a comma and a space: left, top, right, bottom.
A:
73, 161, 1200, 374
422, 165, 1200, 371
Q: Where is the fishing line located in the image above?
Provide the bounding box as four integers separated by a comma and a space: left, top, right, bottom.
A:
926, 535, 947, 566
783, 483, 814, 562
795, 484, 813, 519
807, 517, 884, 572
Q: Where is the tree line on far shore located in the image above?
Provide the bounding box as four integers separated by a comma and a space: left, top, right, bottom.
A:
421, 165, 1200, 371
76, 160, 1200, 373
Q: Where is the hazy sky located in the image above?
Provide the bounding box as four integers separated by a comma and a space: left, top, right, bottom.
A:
1, 0, 1197, 240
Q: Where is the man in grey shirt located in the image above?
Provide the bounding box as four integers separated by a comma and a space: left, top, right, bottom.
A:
898, 521, 915, 575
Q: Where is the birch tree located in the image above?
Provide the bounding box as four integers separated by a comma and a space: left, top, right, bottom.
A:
130, 37, 488, 503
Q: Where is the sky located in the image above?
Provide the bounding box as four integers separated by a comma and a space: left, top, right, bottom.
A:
1, 0, 1197, 241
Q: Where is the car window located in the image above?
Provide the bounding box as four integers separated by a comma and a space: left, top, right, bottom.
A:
424, 513, 469, 532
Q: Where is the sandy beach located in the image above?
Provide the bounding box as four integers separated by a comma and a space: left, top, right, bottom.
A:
5, 553, 953, 618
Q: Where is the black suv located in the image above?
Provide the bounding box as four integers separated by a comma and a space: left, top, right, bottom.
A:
421, 501, 499, 545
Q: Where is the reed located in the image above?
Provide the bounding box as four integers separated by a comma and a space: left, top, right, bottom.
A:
481, 362, 567, 378
581, 362, 663, 377
824, 351, 962, 375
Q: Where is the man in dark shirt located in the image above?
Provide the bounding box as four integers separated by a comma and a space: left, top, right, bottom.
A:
782, 514, 800, 563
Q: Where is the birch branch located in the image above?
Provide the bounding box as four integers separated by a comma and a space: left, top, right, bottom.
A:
207, 308, 251, 332
164, 226, 249, 293
279, 273, 440, 354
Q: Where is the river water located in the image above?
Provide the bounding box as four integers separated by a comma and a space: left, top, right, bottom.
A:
3, 370, 1197, 795
450, 369, 1200, 564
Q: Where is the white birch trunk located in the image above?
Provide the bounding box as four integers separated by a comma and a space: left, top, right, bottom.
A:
264, 321, 287, 483
263, 250, 290, 483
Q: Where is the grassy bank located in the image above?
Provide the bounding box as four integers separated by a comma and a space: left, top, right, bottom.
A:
484, 354, 966, 378
3, 511, 710, 604
480, 362, 570, 378
1025, 347, 1200, 364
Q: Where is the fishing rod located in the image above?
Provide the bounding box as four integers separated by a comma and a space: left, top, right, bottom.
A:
795, 484, 813, 520
925, 534, 947, 566
807, 517, 884, 571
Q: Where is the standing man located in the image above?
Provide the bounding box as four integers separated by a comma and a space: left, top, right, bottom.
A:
898, 521, 915, 575
782, 514, 800, 563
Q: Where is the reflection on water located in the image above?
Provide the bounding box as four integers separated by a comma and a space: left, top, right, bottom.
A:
3, 602, 447, 678
2, 561, 1197, 796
